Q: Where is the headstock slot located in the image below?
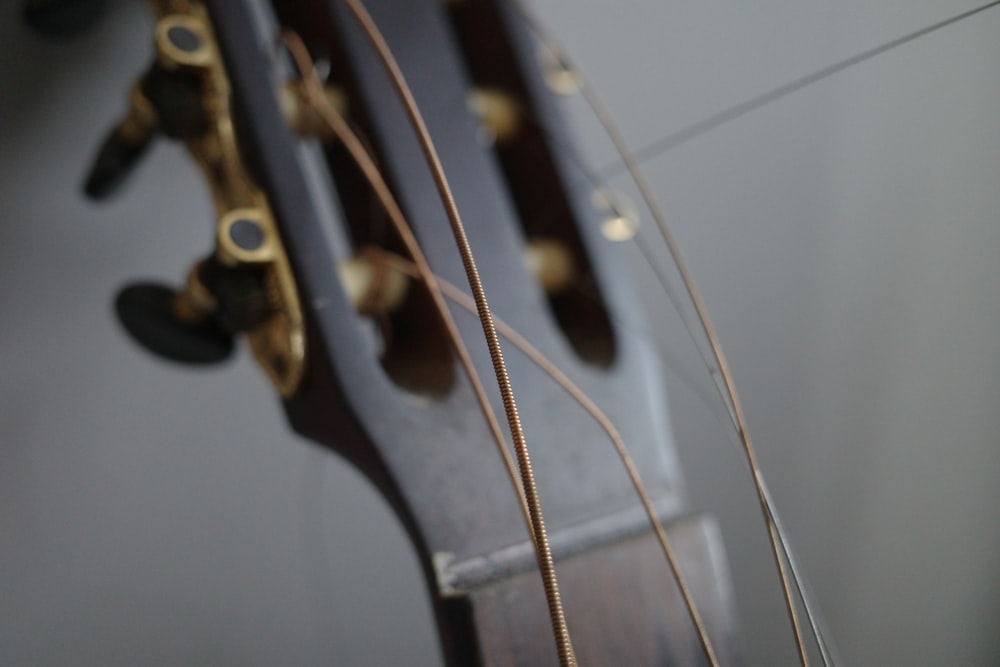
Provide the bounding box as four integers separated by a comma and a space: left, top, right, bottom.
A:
445, 0, 617, 368
271, 3, 457, 399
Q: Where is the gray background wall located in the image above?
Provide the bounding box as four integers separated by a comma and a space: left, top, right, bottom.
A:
2, 1, 998, 665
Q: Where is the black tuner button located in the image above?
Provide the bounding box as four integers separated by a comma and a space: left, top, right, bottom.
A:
22, 0, 109, 39
84, 122, 156, 200
115, 283, 234, 365
83, 66, 209, 200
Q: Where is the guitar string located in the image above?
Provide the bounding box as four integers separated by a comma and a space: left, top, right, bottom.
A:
281, 2, 931, 662
290, 28, 720, 666
363, 245, 723, 667
561, 217, 843, 667
555, 120, 833, 667
285, 13, 579, 664
290, 3, 788, 665
505, 0, 1000, 452
507, 4, 1000, 663
283, 27, 727, 658
333, 4, 576, 660
286, 3, 1000, 664
634, 236, 842, 662
280, 28, 538, 557
285, 6, 799, 666
595, 0, 1000, 177
463, 69, 846, 664
413, 230, 839, 667
567, 271, 732, 430
510, 6, 811, 666
484, 123, 833, 667
570, 253, 846, 667
629, 227, 844, 667
366, 248, 833, 667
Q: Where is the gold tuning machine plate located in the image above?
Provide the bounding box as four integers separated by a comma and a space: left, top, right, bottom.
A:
148, 3, 305, 396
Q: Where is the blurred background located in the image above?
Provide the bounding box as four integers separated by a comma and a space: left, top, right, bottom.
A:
2, 1, 998, 665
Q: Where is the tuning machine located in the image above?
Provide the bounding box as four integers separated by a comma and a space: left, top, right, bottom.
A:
87, 6, 305, 396
114, 262, 239, 367
114, 210, 281, 366
82, 13, 213, 199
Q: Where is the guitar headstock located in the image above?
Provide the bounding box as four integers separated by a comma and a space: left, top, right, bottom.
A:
84, 0, 740, 663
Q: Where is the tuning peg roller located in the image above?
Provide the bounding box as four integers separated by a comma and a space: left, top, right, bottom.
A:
467, 88, 521, 146
278, 83, 348, 140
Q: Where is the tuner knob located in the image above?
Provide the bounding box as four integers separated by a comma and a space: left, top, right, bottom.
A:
84, 54, 207, 200
114, 257, 274, 366
84, 84, 159, 200
22, 0, 109, 39
115, 283, 234, 365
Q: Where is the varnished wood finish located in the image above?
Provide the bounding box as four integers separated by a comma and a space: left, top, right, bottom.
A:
208, 0, 741, 663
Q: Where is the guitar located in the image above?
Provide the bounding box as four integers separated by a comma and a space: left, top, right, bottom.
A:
3, 1, 996, 667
